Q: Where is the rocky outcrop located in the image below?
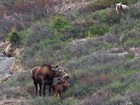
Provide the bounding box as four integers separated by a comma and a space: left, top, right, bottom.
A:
0, 42, 23, 74
0, 55, 15, 84
129, 47, 140, 58
2, 43, 21, 57
109, 47, 125, 53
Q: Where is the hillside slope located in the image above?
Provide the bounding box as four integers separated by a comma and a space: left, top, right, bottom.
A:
0, 0, 140, 105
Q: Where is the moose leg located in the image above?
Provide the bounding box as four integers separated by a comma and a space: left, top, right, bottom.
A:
54, 91, 57, 96
59, 91, 61, 98
43, 83, 46, 97
63, 90, 66, 98
59, 91, 63, 103
52, 90, 55, 96
49, 85, 52, 95
34, 82, 38, 97
60, 91, 64, 99
48, 78, 53, 95
39, 82, 42, 96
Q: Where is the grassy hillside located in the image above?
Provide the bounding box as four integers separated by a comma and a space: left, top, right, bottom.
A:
0, 0, 140, 105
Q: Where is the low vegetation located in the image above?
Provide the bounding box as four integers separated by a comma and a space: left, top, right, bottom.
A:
0, 0, 140, 105
7, 27, 22, 46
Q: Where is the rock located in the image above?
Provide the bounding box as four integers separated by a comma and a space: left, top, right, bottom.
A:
129, 47, 140, 58
0, 57, 15, 84
0, 41, 9, 49
109, 47, 125, 53
2, 43, 24, 58
0, 41, 24, 75
2, 44, 16, 57
0, 57, 15, 75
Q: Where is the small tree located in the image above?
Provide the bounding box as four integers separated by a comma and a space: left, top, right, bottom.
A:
8, 27, 22, 46
52, 15, 69, 31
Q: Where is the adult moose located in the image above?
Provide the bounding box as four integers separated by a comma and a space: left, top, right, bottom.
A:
31, 64, 69, 97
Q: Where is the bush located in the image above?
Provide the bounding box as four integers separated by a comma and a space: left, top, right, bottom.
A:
93, 9, 111, 23
129, 8, 140, 19
52, 15, 69, 31
121, 28, 140, 47
8, 27, 22, 46
90, 23, 110, 36
93, 9, 121, 24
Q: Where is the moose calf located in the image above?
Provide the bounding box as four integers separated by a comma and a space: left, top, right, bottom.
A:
51, 79, 71, 100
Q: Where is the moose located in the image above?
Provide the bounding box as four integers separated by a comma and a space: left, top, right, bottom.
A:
115, 2, 129, 14
51, 79, 71, 101
31, 64, 69, 97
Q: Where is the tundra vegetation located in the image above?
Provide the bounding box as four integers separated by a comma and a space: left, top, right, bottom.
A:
0, 0, 140, 105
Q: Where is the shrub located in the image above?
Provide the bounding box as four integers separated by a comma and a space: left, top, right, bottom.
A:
121, 28, 140, 47
52, 15, 69, 31
93, 9, 111, 23
90, 23, 110, 36
8, 27, 22, 46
